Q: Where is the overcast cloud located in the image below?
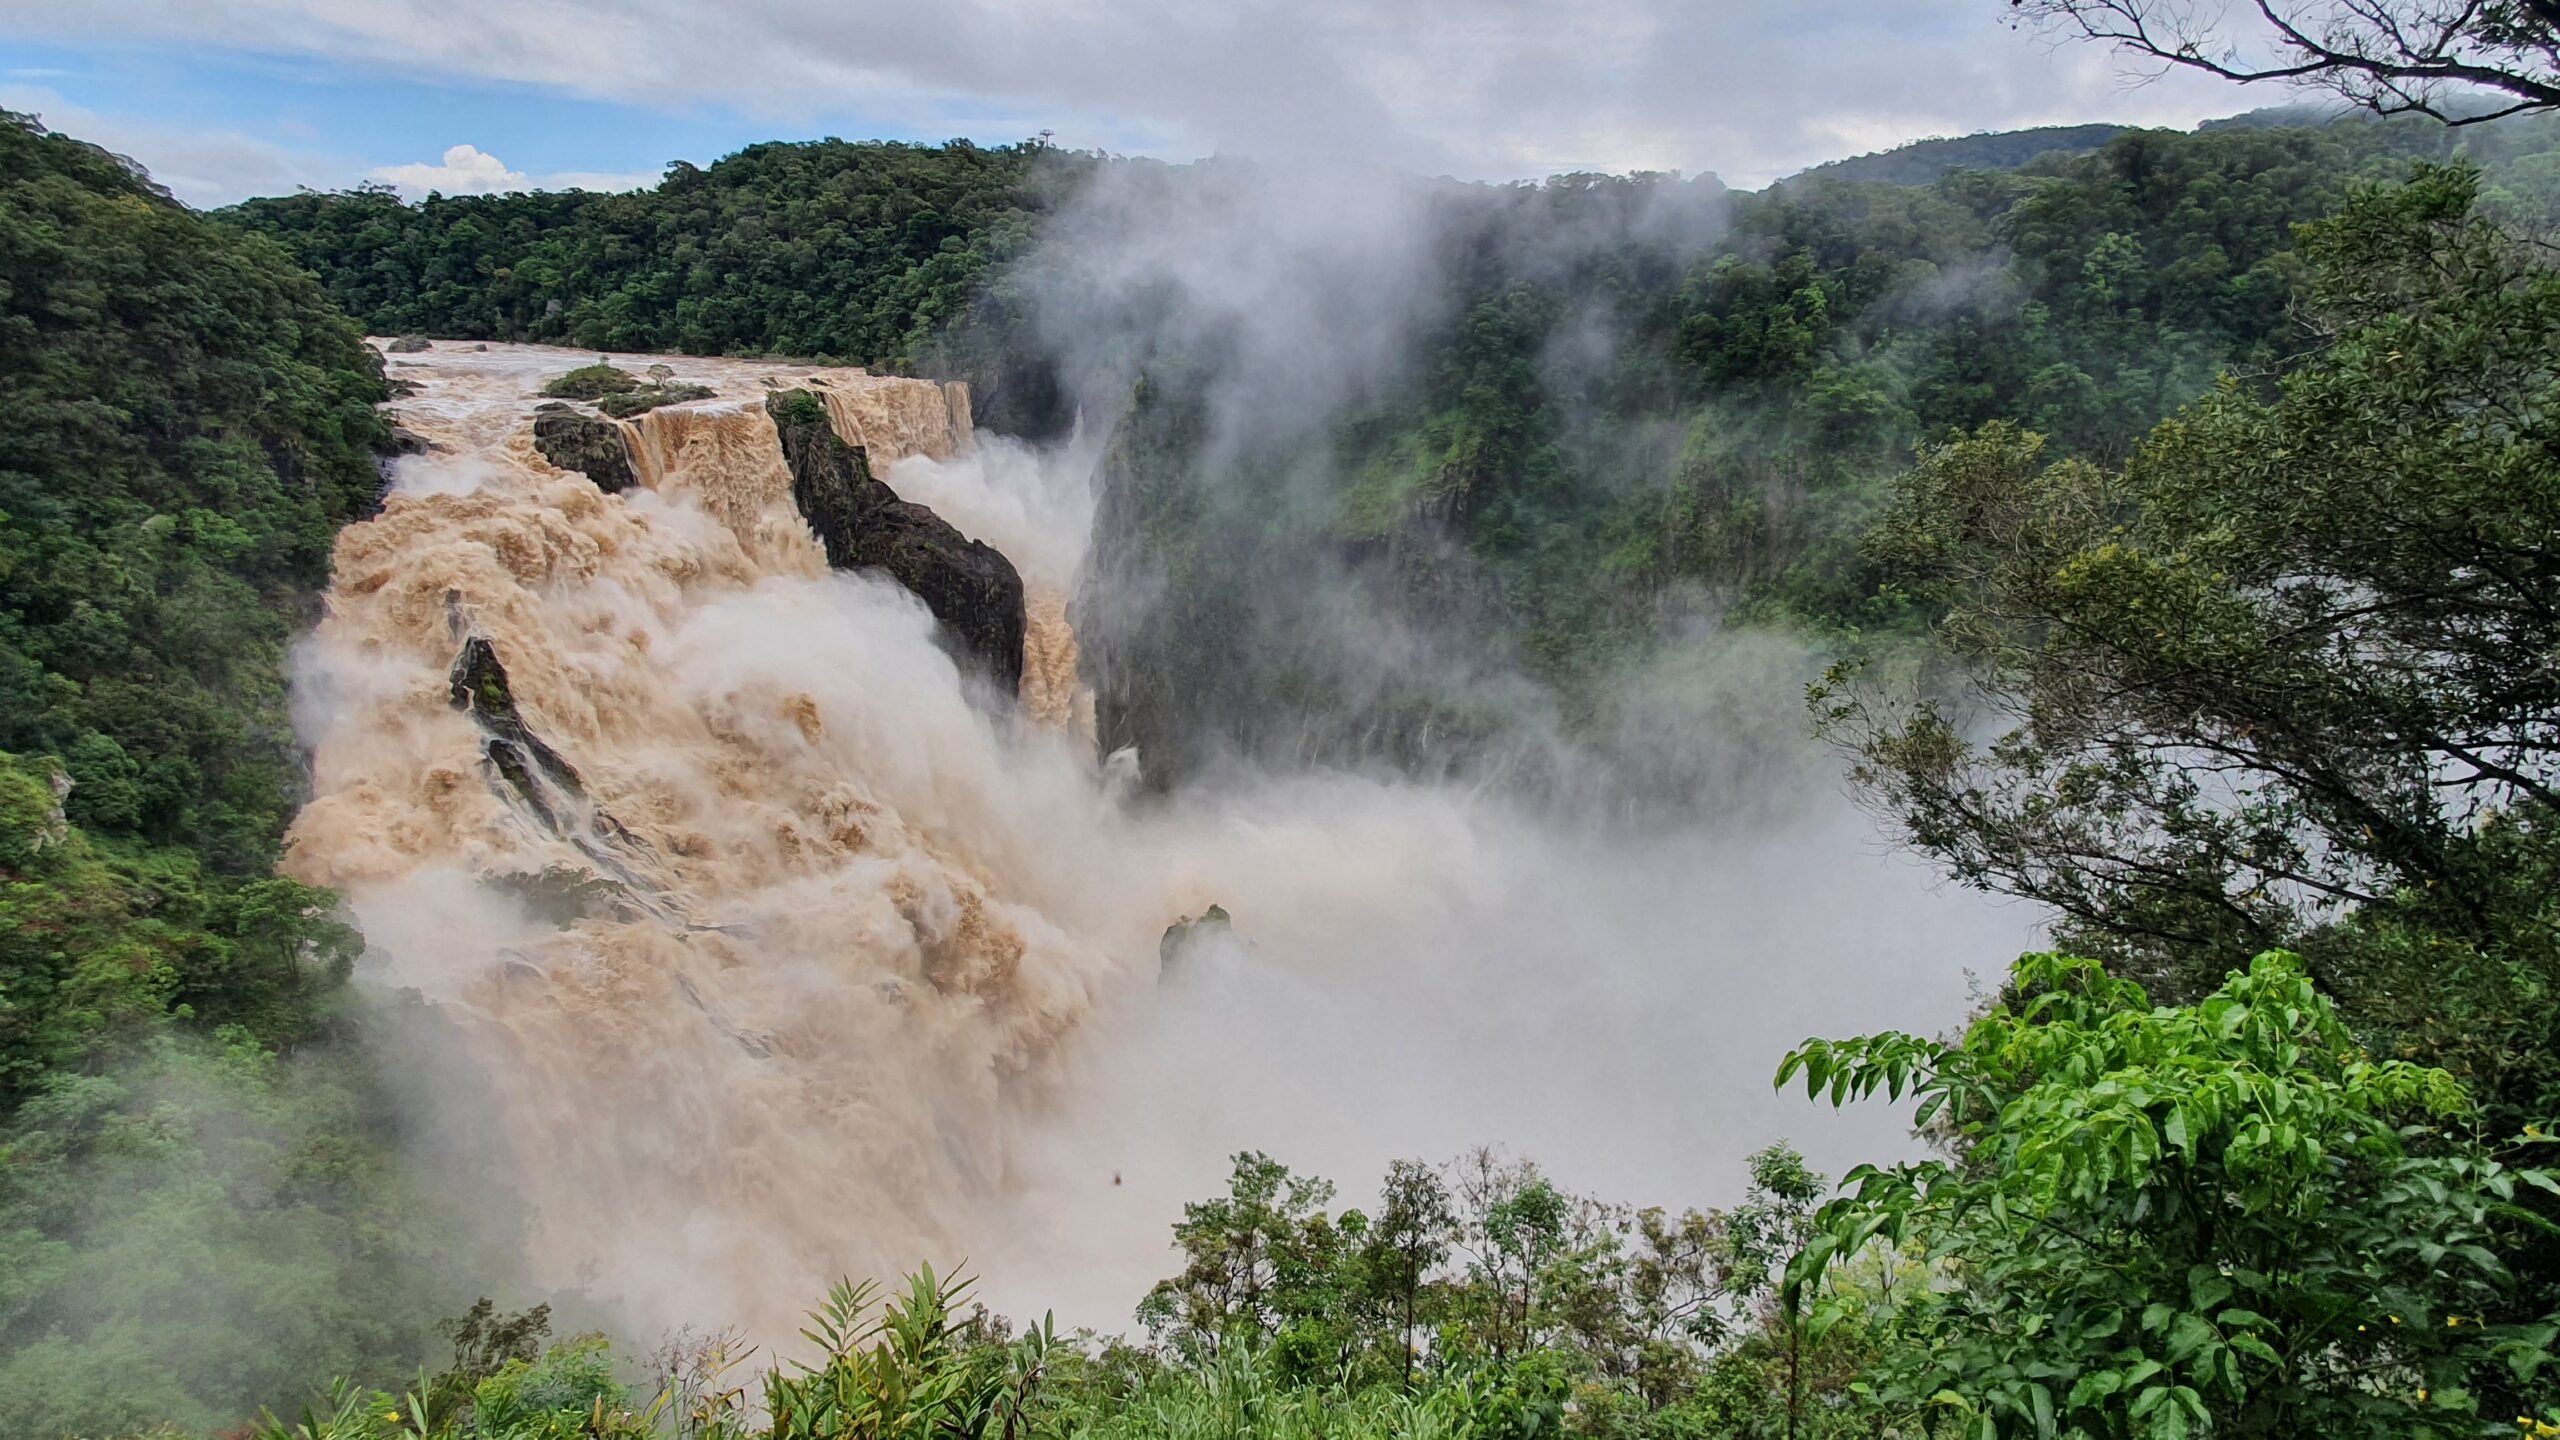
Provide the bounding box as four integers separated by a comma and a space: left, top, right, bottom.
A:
7, 0, 2255, 199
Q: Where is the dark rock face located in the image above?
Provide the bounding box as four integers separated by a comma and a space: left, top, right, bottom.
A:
765, 390, 1026, 692
447, 629, 688, 928
450, 634, 585, 831
531, 401, 637, 494
1158, 903, 1232, 979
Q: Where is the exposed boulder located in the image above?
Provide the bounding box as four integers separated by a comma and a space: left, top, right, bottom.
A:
1158, 903, 1232, 978
385, 334, 431, 353
766, 389, 1026, 691
531, 401, 637, 494
490, 863, 645, 926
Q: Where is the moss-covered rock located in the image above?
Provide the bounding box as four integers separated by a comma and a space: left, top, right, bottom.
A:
539, 362, 640, 400
530, 401, 636, 493
1158, 903, 1233, 977
595, 381, 715, 417
449, 635, 585, 831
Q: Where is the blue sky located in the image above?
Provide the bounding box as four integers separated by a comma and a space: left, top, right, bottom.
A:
0, 2, 2255, 206
0, 34, 1107, 204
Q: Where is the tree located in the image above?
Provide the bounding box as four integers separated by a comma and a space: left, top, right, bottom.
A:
1138, 1151, 1338, 1357
1782, 950, 2560, 1438
2012, 0, 2560, 123
1355, 1159, 1456, 1385
1820, 164, 2560, 1123
1725, 1145, 1828, 1440
1448, 1148, 1572, 1363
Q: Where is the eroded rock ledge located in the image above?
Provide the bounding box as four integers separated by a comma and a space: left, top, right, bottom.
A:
765, 389, 1025, 692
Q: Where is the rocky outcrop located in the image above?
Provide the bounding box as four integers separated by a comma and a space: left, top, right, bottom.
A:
450, 634, 585, 831
766, 390, 1025, 692
447, 629, 689, 928
1158, 903, 1231, 978
532, 401, 637, 494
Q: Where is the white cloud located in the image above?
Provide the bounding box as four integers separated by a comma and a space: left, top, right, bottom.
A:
0, 83, 342, 204
369, 141, 526, 196
364, 145, 663, 199
2, 0, 2259, 186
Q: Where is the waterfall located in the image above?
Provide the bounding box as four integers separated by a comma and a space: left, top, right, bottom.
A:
292, 344, 1119, 1334
306, 340, 2028, 1342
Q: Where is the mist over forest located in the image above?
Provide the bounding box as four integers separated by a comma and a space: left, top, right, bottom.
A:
7, 3, 2560, 1437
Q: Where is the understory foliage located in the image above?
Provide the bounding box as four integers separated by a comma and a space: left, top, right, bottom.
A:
1785, 952, 2559, 1438
256, 1144, 1889, 1440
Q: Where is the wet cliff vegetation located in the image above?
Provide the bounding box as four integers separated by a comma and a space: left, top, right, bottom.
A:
5, 25, 2560, 1434
0, 112, 482, 1434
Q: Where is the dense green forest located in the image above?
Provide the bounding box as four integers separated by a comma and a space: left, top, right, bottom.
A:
8, 48, 2560, 1439
0, 112, 475, 1434
1787, 121, 2131, 184
221, 139, 1082, 376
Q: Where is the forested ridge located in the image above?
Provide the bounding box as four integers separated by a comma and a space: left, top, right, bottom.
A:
6, 48, 2560, 1439
221, 139, 1079, 372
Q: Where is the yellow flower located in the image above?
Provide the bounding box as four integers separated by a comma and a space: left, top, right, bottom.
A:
2420, 1389, 2430, 1402
2390, 1314, 2403, 1324
2449, 1316, 2463, 1328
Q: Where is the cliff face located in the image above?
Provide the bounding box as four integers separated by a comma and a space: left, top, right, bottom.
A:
767, 390, 1027, 692
1072, 365, 1521, 789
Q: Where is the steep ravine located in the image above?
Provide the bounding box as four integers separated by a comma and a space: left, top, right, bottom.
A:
292, 340, 2027, 1346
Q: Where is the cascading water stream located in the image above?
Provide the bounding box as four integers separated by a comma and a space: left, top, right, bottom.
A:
291, 344, 1123, 1332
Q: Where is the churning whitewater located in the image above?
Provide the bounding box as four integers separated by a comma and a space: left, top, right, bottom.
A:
286, 340, 2025, 1344
288, 343, 1123, 1332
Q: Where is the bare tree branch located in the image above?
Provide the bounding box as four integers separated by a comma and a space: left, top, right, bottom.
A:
2012, 0, 2560, 119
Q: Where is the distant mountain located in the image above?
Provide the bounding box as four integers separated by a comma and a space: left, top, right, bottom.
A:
1781, 123, 2134, 186
2197, 102, 2354, 131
